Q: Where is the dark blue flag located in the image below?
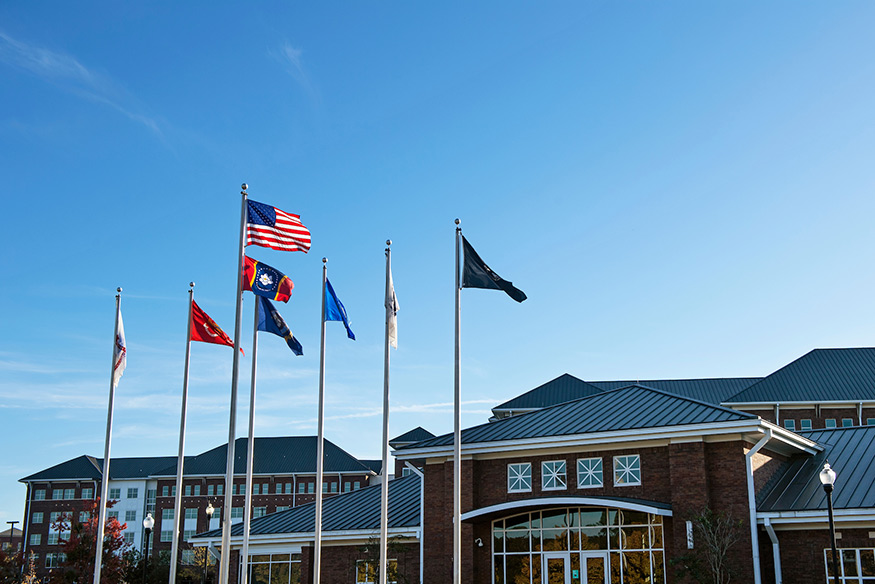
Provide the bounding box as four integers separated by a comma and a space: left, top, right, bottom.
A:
324, 279, 355, 340
256, 296, 303, 356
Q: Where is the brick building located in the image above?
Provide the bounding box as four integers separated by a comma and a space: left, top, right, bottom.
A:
190, 347, 875, 583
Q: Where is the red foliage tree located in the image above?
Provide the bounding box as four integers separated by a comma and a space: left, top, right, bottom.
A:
46, 498, 134, 584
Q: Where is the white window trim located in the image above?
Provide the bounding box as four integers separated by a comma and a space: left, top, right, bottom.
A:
507, 462, 532, 493
613, 454, 642, 487
576, 457, 604, 489
541, 460, 567, 491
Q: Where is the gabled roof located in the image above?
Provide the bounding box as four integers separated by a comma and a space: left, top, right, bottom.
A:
590, 378, 762, 406
196, 474, 421, 538
20, 455, 102, 482
20, 455, 179, 483
152, 437, 373, 476
388, 427, 435, 448
403, 385, 758, 450
108, 457, 178, 480
492, 374, 605, 412
724, 348, 875, 404
758, 426, 875, 512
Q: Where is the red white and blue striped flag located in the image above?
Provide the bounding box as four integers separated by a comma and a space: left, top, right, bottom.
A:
245, 199, 311, 253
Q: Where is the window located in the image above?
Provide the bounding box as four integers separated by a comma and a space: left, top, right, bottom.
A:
181, 550, 196, 565
783, 419, 796, 431
45, 553, 65, 568
162, 486, 169, 497
826, 419, 838, 428
824, 547, 875, 581
298, 483, 306, 494
126, 488, 138, 499
79, 512, 90, 522
231, 508, 243, 520
275, 483, 282, 494
52, 490, 63, 500
185, 485, 192, 496
146, 489, 156, 513
194, 485, 201, 496
83, 487, 94, 499
868, 418, 875, 426
32, 512, 44, 524
331, 482, 338, 493
308, 483, 315, 494
217, 484, 223, 496
49, 512, 62, 523
252, 484, 259, 495
34, 489, 46, 500
185, 508, 197, 519
344, 481, 352, 492
109, 488, 121, 499
354, 482, 361, 490
125, 510, 136, 522
542, 461, 567, 490
614, 454, 642, 486
48, 533, 59, 546
322, 482, 328, 494
507, 463, 532, 493
30, 534, 41, 546
842, 418, 854, 427
356, 559, 398, 583
577, 457, 604, 488
253, 507, 267, 518
107, 511, 119, 521
160, 531, 172, 542
276, 506, 289, 513
123, 532, 134, 544
182, 530, 195, 541
800, 419, 813, 431
208, 485, 215, 497
162, 509, 174, 521
64, 489, 75, 500
285, 483, 292, 494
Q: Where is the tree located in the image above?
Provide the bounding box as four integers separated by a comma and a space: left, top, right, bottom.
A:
356, 536, 410, 584
46, 498, 135, 584
0, 547, 24, 584
671, 507, 743, 584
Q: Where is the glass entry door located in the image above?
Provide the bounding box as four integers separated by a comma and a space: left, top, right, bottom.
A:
578, 552, 608, 584
543, 552, 570, 584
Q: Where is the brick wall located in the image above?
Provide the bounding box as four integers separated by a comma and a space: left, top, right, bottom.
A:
770, 527, 875, 584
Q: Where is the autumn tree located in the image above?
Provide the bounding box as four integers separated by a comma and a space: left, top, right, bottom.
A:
0, 547, 23, 584
46, 498, 135, 584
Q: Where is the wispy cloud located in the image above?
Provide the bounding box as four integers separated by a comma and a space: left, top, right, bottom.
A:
0, 30, 163, 135
271, 41, 319, 103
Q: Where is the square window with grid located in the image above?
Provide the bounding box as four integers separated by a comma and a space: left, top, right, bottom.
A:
824, 547, 875, 581
541, 461, 567, 491
126, 488, 138, 499
614, 454, 641, 486
185, 508, 197, 519
507, 463, 532, 493
577, 457, 603, 488
125, 510, 136, 522
32, 512, 44, 524
109, 488, 121, 499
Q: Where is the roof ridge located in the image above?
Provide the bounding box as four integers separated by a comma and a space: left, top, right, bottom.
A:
595, 384, 759, 419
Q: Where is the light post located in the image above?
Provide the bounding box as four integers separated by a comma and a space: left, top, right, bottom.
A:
142, 513, 154, 584
820, 463, 839, 582
203, 503, 214, 584
6, 521, 18, 552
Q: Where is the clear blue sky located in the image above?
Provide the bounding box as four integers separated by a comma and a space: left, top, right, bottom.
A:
3, 2, 875, 525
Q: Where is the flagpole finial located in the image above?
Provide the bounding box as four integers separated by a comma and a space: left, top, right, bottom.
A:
241, 183, 248, 192
117, 287, 122, 293
455, 218, 460, 225
322, 257, 327, 264
386, 239, 392, 247
190, 282, 195, 288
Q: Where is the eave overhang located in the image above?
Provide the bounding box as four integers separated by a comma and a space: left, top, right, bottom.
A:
460, 496, 672, 524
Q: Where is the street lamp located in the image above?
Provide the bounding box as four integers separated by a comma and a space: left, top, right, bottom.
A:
203, 503, 215, 584
6, 521, 19, 552
819, 463, 839, 582
142, 513, 154, 584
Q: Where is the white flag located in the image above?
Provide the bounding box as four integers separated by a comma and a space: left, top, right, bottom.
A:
112, 307, 126, 388
386, 269, 399, 349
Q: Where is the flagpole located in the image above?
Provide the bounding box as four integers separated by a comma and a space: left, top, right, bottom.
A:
453, 220, 462, 584
169, 283, 196, 584
240, 300, 260, 584
379, 241, 392, 584
313, 258, 328, 584
219, 184, 249, 584
93, 288, 122, 584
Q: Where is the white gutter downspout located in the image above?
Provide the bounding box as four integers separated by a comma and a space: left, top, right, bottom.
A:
763, 518, 782, 584
405, 462, 424, 584
745, 429, 771, 584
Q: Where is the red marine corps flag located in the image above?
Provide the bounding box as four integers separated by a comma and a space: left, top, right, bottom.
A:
190, 300, 241, 352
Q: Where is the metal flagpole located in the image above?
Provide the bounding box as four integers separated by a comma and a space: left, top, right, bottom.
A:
219, 184, 249, 584
240, 301, 260, 584
93, 289, 122, 584
313, 258, 328, 584
169, 284, 196, 584
379, 241, 392, 584
453, 220, 462, 584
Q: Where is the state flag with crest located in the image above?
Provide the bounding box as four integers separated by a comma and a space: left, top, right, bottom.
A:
242, 256, 294, 303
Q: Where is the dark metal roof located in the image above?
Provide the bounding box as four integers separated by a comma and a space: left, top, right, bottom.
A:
590, 378, 762, 405
492, 374, 606, 412
403, 385, 758, 450
725, 348, 875, 404
153, 437, 372, 476
758, 426, 875, 512
195, 474, 421, 538
388, 427, 435, 448
20, 455, 176, 482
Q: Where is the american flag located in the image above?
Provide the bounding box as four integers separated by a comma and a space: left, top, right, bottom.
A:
245, 199, 311, 253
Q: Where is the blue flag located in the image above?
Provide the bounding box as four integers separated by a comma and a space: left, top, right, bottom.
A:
324, 279, 355, 340
256, 296, 303, 356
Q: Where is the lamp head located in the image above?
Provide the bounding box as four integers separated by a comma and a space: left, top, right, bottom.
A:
143, 513, 154, 531
819, 463, 837, 487
206, 502, 214, 517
